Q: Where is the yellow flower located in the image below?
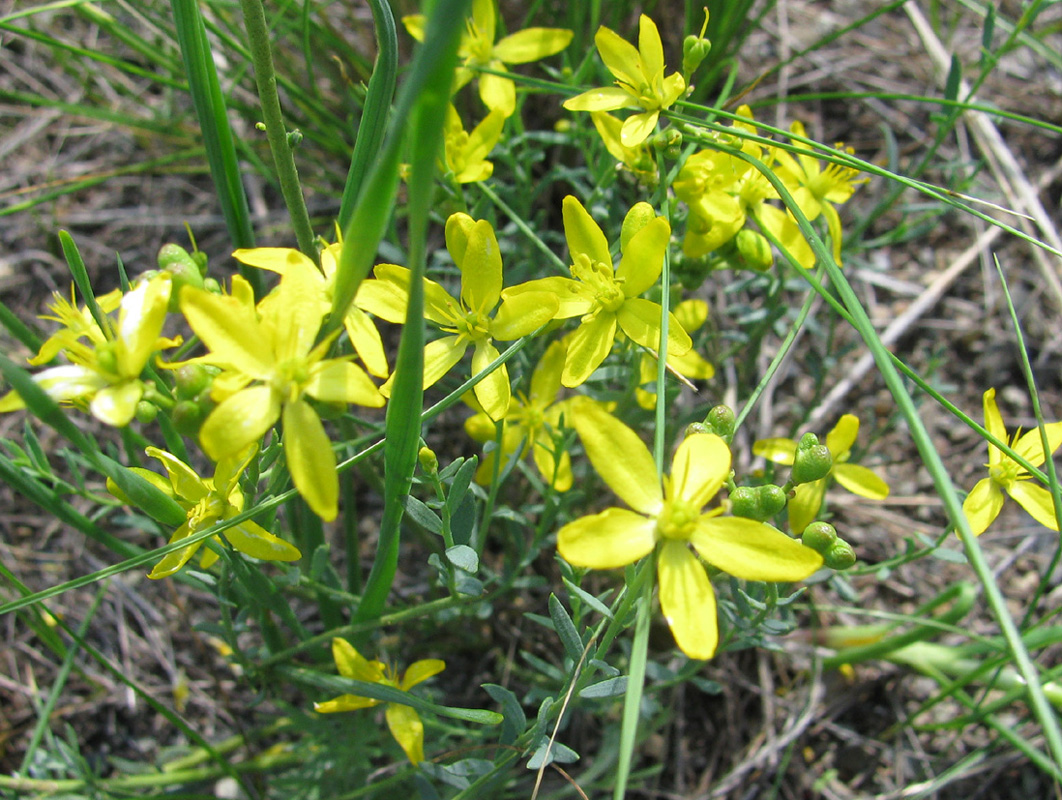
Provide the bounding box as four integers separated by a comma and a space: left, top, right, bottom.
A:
563, 15, 685, 147
314, 638, 445, 765
179, 271, 384, 521
28, 285, 122, 366
356, 213, 558, 421
635, 298, 715, 409
403, 0, 572, 117
503, 196, 691, 388
557, 404, 823, 659
0, 276, 179, 426
773, 121, 863, 265
443, 104, 506, 183
754, 414, 890, 534
464, 339, 577, 491
233, 240, 389, 379
108, 444, 301, 579
963, 388, 1062, 535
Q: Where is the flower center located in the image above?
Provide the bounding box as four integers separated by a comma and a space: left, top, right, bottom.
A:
989, 458, 1020, 489
656, 498, 698, 541
570, 253, 625, 313
273, 358, 310, 402
464, 21, 493, 64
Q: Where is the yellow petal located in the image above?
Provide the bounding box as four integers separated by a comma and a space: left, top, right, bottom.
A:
386, 702, 425, 764
200, 386, 281, 462
1012, 421, 1062, 469
594, 24, 642, 88
492, 292, 558, 339
332, 638, 387, 683
531, 435, 573, 492
314, 695, 377, 713
616, 298, 692, 356
283, 399, 338, 521
502, 276, 592, 319
423, 336, 467, 389
562, 195, 612, 269
557, 507, 656, 568
343, 306, 389, 378
117, 275, 172, 375
620, 111, 659, 148
983, 388, 1005, 468
563, 86, 634, 112
670, 433, 730, 509
478, 71, 516, 117
458, 219, 503, 314
306, 360, 385, 407
657, 539, 718, 660
223, 518, 302, 561
617, 216, 669, 297
636, 15, 664, 83
570, 400, 662, 513
1008, 480, 1061, 531
401, 14, 426, 42
232, 247, 321, 283
145, 446, 208, 502
401, 659, 446, 690
963, 477, 1005, 536
752, 437, 796, 466
825, 414, 859, 458
561, 312, 617, 388
691, 517, 823, 581
529, 340, 566, 405
787, 478, 825, 534
834, 463, 889, 500
180, 287, 273, 378
148, 522, 200, 579
90, 380, 144, 427
493, 28, 573, 63
674, 299, 709, 333
471, 340, 510, 421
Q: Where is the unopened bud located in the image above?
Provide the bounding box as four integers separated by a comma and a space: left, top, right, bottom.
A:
823, 539, 856, 570
734, 229, 773, 271
801, 521, 838, 552
791, 433, 832, 484
134, 400, 158, 425
703, 404, 735, 442
730, 484, 786, 521
682, 8, 712, 76
418, 446, 438, 475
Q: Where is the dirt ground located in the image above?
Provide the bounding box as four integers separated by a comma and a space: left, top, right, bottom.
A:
2, 1, 1062, 797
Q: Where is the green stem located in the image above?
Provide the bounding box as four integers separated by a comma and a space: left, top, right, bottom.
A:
238, 0, 316, 259
614, 554, 654, 800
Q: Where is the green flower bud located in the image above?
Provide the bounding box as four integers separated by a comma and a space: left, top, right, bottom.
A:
685, 422, 710, 438
157, 244, 204, 312
823, 539, 856, 570
95, 343, 119, 377
418, 446, 439, 475
729, 484, 787, 521
134, 400, 158, 425
791, 433, 832, 484
682, 8, 712, 76
650, 127, 683, 159
202, 277, 222, 294
172, 400, 204, 436
734, 229, 773, 271
621, 202, 657, 252
703, 405, 735, 441
801, 521, 838, 552
174, 364, 214, 399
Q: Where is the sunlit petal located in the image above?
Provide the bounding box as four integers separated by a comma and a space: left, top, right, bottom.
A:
401, 659, 446, 690
834, 463, 889, 500
199, 386, 281, 461
825, 414, 859, 457
493, 28, 573, 63
306, 360, 385, 407
223, 518, 302, 561
752, 438, 796, 466
670, 433, 730, 508
283, 399, 338, 521
557, 507, 656, 568
691, 517, 823, 581
561, 312, 617, 388
571, 400, 662, 513
562, 195, 612, 269
962, 477, 1004, 536
617, 216, 669, 296
385, 702, 425, 764
657, 540, 718, 660
787, 478, 825, 534
1008, 480, 1061, 531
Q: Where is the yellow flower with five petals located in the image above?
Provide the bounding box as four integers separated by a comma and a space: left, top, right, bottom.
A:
557, 404, 823, 659
314, 638, 445, 765
962, 388, 1062, 535
563, 15, 685, 147
179, 271, 384, 521
356, 213, 558, 421
108, 444, 301, 579
503, 196, 691, 388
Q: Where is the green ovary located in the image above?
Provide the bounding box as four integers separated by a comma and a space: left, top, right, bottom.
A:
656, 499, 698, 541
989, 459, 1020, 489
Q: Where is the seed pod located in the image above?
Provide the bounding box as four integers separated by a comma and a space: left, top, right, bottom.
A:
157, 244, 204, 312
734, 229, 773, 271
703, 404, 735, 441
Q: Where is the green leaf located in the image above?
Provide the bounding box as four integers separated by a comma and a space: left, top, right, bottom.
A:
482, 683, 526, 745
405, 495, 444, 535
445, 456, 477, 517
579, 676, 629, 699
445, 545, 479, 573
548, 593, 584, 663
